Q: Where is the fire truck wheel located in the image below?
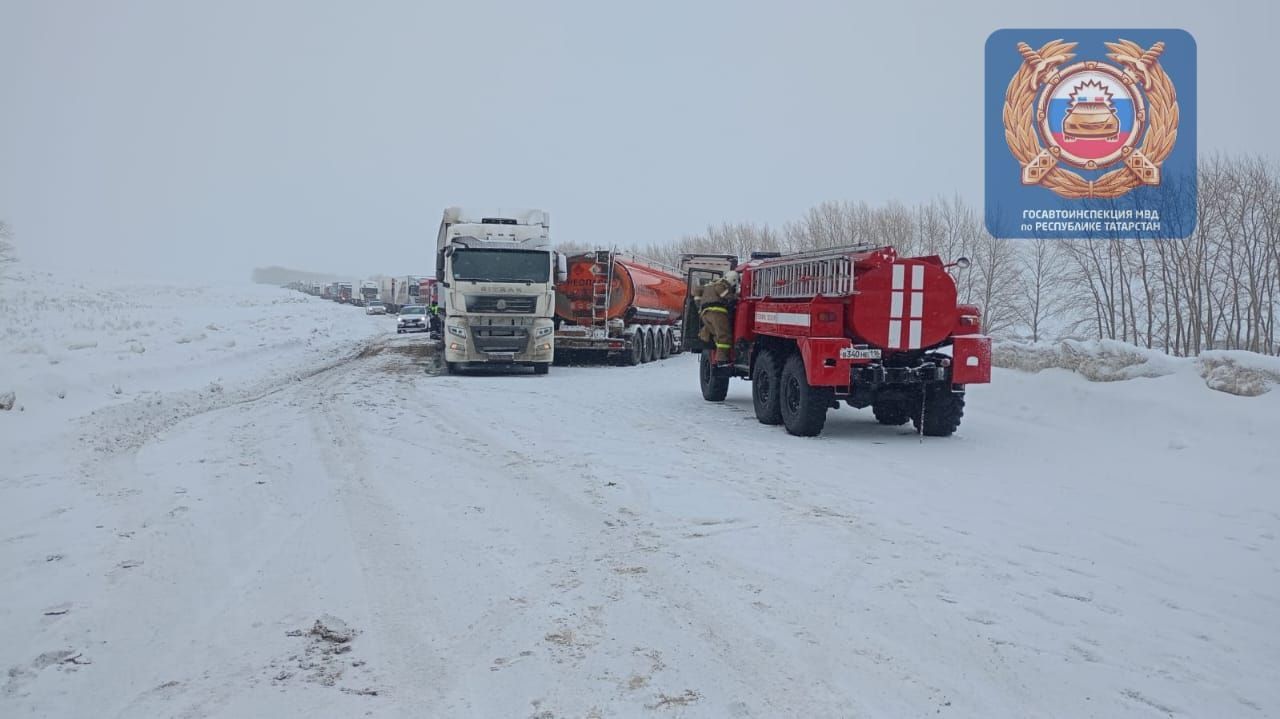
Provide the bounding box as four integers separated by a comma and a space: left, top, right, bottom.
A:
913, 388, 965, 437
872, 400, 911, 426
700, 350, 729, 402
780, 353, 832, 436
751, 350, 784, 425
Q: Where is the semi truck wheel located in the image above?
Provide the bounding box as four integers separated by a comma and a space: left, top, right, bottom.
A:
751, 349, 783, 425
779, 354, 832, 436
699, 350, 729, 402
533, 363, 550, 375
914, 388, 965, 437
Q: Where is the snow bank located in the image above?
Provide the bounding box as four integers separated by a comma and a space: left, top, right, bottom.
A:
1197, 350, 1280, 397
993, 338, 1179, 381
0, 269, 391, 418
994, 339, 1280, 396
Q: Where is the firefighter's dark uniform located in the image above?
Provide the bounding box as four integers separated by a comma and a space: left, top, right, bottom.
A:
697, 277, 737, 364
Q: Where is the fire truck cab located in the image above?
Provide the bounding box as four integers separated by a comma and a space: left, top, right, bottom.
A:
681, 245, 992, 438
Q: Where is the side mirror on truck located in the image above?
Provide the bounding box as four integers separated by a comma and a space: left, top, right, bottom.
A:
555, 253, 568, 284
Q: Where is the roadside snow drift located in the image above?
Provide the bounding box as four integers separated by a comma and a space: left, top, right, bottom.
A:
0, 270, 388, 421
2, 275, 1278, 718
995, 338, 1280, 395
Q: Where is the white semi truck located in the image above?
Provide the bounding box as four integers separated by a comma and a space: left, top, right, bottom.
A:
435, 207, 564, 374
378, 276, 420, 312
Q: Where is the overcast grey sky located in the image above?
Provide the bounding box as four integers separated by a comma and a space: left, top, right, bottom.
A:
1, 0, 1276, 281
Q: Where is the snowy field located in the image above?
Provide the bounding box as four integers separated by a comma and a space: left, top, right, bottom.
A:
2, 276, 1278, 718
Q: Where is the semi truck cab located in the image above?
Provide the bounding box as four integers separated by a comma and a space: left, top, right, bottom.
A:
435, 207, 565, 374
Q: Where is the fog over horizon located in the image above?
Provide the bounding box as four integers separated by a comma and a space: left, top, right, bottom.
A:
2, 0, 1276, 283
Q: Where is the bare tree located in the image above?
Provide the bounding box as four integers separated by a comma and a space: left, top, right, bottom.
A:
969, 231, 1022, 335
0, 220, 15, 280
554, 241, 594, 256
1016, 240, 1067, 342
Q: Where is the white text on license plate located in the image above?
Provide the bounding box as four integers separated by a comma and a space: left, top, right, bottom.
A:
839, 347, 881, 360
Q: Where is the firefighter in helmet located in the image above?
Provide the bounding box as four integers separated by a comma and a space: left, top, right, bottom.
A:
697, 270, 739, 366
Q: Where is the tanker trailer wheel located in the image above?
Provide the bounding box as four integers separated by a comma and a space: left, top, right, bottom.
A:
699, 350, 729, 402
779, 353, 832, 436
751, 349, 783, 425
640, 330, 655, 363
623, 333, 643, 366
913, 386, 965, 437
656, 329, 671, 360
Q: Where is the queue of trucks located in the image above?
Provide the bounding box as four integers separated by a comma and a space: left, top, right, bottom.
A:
294, 276, 437, 311
287, 205, 992, 438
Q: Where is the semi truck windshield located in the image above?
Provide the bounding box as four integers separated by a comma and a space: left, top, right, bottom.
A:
451, 249, 550, 283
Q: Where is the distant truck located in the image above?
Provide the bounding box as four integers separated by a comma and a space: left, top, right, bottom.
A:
435, 207, 564, 374
378, 276, 421, 313
337, 282, 353, 304
554, 250, 691, 365
357, 281, 378, 306
418, 277, 439, 307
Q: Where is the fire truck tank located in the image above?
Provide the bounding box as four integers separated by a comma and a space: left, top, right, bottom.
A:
555, 253, 688, 325
849, 260, 959, 351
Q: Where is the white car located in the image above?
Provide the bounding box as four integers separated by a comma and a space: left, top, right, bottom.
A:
396, 305, 431, 333
366, 301, 387, 315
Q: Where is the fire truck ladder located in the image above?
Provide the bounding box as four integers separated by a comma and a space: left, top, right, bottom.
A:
747, 243, 881, 299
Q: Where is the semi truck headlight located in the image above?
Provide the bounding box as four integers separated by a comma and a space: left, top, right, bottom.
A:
535, 326, 553, 338
448, 325, 466, 338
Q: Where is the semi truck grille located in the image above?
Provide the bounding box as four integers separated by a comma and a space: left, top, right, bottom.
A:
467, 295, 538, 314
473, 326, 529, 353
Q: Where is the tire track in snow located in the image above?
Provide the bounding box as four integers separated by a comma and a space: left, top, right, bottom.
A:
307, 364, 454, 715
395, 362, 874, 716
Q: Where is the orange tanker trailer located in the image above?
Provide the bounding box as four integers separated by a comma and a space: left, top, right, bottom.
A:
554, 250, 691, 365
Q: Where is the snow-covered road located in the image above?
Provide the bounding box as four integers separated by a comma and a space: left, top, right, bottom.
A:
2, 283, 1278, 718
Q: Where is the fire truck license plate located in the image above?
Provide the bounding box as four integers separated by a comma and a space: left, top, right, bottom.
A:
839, 347, 881, 360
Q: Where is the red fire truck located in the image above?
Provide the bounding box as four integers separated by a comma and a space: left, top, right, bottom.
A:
681, 245, 991, 438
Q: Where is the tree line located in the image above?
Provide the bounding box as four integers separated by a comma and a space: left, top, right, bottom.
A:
561, 155, 1278, 357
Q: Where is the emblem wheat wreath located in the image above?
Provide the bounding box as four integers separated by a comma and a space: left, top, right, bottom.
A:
1003, 39, 1179, 199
